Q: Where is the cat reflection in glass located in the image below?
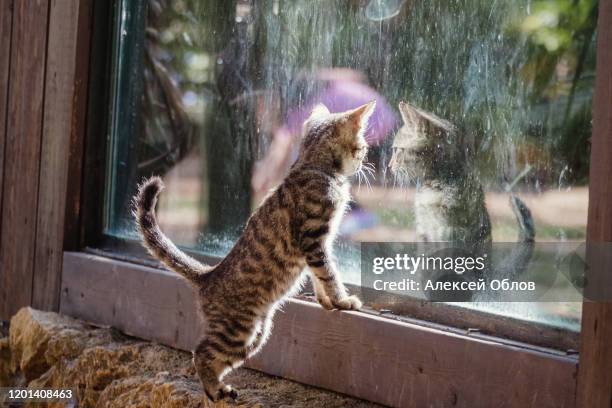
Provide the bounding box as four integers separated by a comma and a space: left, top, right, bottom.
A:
389, 101, 535, 300
389, 101, 535, 246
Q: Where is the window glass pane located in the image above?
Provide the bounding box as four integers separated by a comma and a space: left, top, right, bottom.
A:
105, 0, 597, 332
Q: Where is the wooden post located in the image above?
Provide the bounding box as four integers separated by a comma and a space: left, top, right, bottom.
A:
32, 0, 92, 311
0, 0, 92, 319
576, 0, 612, 406
0, 0, 50, 320
0, 0, 12, 238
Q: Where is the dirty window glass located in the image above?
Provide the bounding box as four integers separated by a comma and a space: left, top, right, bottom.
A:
105, 0, 597, 333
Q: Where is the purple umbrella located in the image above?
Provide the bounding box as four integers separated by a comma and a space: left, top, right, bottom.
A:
283, 75, 398, 145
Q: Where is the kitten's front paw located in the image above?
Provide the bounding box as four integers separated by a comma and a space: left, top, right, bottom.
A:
316, 294, 334, 310
332, 295, 363, 310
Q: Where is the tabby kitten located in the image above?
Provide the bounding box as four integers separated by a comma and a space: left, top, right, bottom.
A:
389, 101, 535, 245
134, 101, 375, 401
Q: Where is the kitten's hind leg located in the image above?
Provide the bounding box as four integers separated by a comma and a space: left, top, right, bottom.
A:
194, 316, 261, 401
196, 315, 274, 400
193, 339, 242, 401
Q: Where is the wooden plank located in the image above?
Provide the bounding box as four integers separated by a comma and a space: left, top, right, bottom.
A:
32, 0, 92, 311
576, 0, 612, 407
61, 251, 577, 408
0, 0, 50, 320
62, 0, 93, 252
61, 252, 203, 352
0, 0, 13, 239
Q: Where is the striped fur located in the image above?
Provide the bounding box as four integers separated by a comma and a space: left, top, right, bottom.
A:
134, 101, 375, 401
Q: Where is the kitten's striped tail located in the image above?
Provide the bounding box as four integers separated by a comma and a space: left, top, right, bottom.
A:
134, 176, 212, 283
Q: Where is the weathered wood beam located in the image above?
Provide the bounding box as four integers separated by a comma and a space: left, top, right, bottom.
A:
576, 0, 612, 407
62, 251, 578, 408
32, 0, 92, 311
0, 0, 50, 319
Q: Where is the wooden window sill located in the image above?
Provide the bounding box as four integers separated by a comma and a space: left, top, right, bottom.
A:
61, 251, 576, 407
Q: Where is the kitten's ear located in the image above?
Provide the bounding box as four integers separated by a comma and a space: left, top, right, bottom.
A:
309, 103, 331, 122
398, 101, 420, 125
399, 101, 454, 133
348, 100, 376, 127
